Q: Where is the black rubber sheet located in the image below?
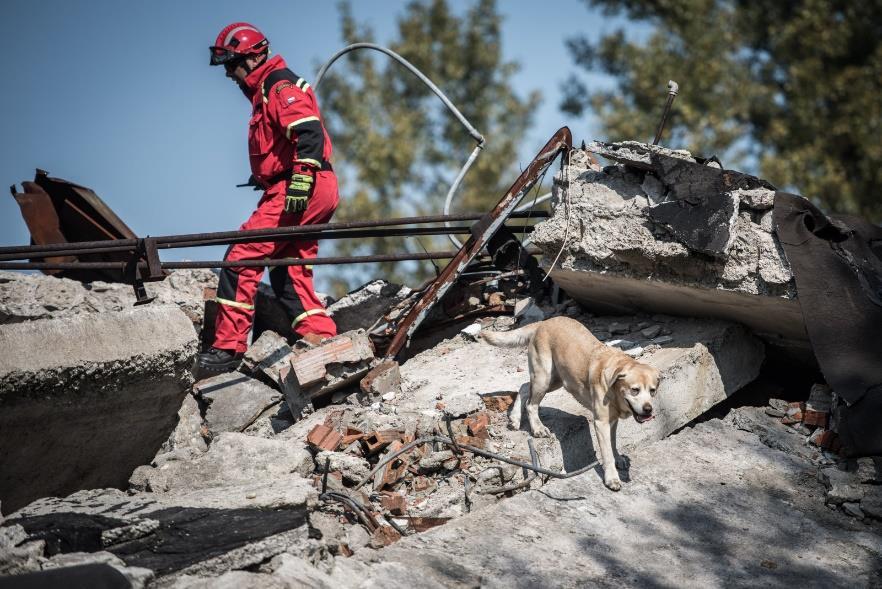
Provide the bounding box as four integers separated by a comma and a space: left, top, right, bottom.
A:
774, 192, 882, 457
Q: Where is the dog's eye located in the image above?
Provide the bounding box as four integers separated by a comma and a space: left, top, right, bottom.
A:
630, 386, 640, 395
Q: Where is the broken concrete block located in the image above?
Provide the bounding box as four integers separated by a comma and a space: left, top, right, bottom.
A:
6, 487, 315, 580
315, 451, 371, 485
129, 432, 314, 502
461, 323, 482, 339
648, 191, 740, 258
0, 269, 216, 330
641, 325, 662, 339
360, 359, 401, 400
860, 488, 882, 520
531, 143, 803, 353
818, 467, 866, 505
514, 298, 545, 324
0, 304, 197, 513
241, 330, 291, 375
194, 372, 282, 435
327, 279, 412, 332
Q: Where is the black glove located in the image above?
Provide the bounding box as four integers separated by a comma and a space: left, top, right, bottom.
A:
285, 170, 315, 213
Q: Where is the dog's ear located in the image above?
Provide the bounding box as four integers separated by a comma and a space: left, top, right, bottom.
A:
602, 364, 628, 391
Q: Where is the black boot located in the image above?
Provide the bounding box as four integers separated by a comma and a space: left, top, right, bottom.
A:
192, 347, 243, 380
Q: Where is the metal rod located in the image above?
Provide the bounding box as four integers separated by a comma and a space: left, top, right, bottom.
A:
652, 80, 679, 145
0, 224, 536, 262
0, 211, 547, 259
0, 250, 490, 271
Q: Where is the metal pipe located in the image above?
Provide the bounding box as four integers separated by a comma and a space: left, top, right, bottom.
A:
0, 211, 547, 260
0, 224, 536, 262
0, 250, 475, 272
313, 43, 486, 250
315, 43, 484, 144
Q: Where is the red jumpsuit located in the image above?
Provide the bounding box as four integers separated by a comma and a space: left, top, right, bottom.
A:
214, 55, 337, 353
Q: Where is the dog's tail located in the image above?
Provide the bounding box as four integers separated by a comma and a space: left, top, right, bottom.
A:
481, 323, 541, 348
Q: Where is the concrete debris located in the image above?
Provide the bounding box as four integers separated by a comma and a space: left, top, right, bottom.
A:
359, 359, 401, 402
531, 143, 805, 350
513, 297, 545, 324
194, 372, 282, 435
0, 304, 197, 513
240, 330, 291, 375
327, 279, 412, 333
0, 268, 216, 329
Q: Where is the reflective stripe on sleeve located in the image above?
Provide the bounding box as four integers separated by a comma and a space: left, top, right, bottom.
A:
292, 308, 327, 326
285, 116, 320, 140
215, 297, 255, 311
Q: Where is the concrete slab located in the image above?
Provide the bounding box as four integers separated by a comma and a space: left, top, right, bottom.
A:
530, 144, 807, 354
331, 415, 882, 588
395, 316, 764, 474
0, 305, 197, 513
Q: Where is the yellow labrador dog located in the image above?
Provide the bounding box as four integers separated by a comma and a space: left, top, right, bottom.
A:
483, 316, 660, 491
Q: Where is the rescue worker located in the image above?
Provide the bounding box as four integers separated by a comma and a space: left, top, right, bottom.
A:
194, 22, 338, 377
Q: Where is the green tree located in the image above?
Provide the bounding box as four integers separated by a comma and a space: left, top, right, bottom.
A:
318, 0, 541, 295
561, 0, 882, 222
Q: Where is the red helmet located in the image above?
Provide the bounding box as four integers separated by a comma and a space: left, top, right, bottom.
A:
209, 23, 269, 66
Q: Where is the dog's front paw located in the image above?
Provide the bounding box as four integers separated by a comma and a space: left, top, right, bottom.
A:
530, 423, 553, 438
615, 455, 630, 471
604, 476, 622, 492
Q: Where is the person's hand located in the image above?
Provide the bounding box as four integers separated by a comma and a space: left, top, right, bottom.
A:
285, 171, 315, 213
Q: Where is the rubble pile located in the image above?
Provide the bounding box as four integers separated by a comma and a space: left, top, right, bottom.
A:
0, 269, 217, 329
531, 142, 807, 347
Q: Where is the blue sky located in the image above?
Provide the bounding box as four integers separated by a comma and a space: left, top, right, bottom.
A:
1, 0, 634, 291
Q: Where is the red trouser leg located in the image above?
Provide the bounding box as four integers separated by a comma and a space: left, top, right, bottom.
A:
213, 171, 339, 352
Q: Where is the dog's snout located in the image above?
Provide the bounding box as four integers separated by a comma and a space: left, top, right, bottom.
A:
643, 403, 653, 415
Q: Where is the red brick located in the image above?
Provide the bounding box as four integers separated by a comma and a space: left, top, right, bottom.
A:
364, 430, 405, 453
802, 410, 829, 428
306, 424, 343, 451
455, 435, 486, 449
370, 525, 402, 548
341, 426, 365, 447
464, 413, 490, 439
482, 394, 516, 412
380, 492, 407, 515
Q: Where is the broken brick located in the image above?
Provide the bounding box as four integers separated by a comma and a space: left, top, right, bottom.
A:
341, 426, 366, 447
380, 492, 407, 515
399, 516, 450, 533
364, 430, 405, 454
482, 394, 516, 412
802, 410, 829, 428
360, 359, 401, 398
306, 424, 343, 451
455, 435, 486, 449
412, 476, 433, 492
370, 525, 402, 548
464, 413, 491, 439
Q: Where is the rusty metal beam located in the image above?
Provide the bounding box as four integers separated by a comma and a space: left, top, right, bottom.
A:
382, 127, 572, 359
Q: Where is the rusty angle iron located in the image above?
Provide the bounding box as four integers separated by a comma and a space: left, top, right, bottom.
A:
382, 126, 572, 359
